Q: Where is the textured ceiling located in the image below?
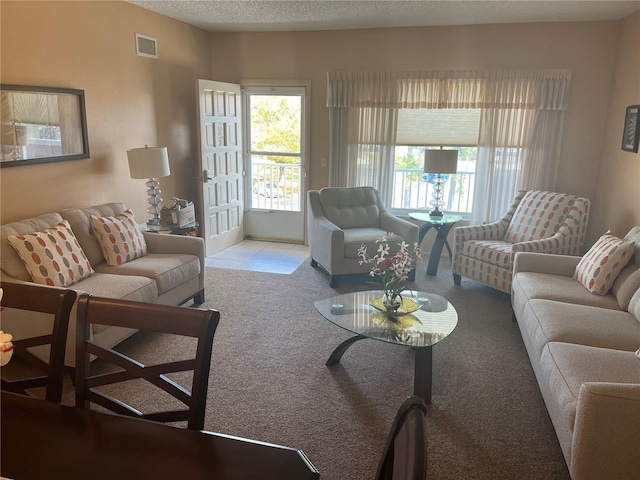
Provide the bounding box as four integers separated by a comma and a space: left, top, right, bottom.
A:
126, 0, 640, 33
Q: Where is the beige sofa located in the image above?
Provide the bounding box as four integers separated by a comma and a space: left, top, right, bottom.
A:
511, 227, 640, 480
0, 203, 205, 366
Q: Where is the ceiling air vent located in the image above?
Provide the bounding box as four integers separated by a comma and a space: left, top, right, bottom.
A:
135, 33, 158, 59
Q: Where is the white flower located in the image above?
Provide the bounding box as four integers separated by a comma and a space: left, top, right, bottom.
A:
357, 233, 422, 297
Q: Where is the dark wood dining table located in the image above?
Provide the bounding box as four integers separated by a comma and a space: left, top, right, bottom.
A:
1, 391, 320, 480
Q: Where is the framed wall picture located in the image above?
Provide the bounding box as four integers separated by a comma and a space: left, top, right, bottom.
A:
0, 84, 90, 168
621, 104, 640, 153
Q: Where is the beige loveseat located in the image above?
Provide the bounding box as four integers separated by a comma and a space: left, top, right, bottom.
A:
511, 227, 640, 480
0, 203, 205, 366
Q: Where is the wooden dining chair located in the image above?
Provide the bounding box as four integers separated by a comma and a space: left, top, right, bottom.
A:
0, 282, 76, 403
75, 295, 220, 430
375, 395, 428, 480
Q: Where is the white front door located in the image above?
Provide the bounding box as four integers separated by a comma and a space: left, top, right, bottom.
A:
197, 80, 244, 255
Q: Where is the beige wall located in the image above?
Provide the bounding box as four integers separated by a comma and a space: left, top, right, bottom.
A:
2, 3, 637, 246
210, 21, 621, 241
590, 10, 640, 246
0, 1, 211, 224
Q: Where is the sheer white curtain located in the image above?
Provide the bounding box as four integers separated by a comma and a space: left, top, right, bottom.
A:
329, 106, 397, 204
472, 70, 571, 224
328, 72, 399, 205
327, 69, 571, 221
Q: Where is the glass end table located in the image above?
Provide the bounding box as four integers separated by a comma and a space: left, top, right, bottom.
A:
314, 290, 458, 404
408, 213, 463, 276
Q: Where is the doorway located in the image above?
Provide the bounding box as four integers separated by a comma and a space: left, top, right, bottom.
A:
242, 86, 306, 243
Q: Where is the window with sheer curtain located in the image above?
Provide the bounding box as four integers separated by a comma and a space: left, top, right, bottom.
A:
327, 69, 572, 224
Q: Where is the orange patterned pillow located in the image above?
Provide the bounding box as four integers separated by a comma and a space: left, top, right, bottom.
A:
7, 220, 94, 287
574, 232, 635, 295
90, 209, 148, 266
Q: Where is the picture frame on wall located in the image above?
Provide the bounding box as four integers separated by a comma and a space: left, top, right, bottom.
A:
1, 84, 90, 168
621, 104, 640, 153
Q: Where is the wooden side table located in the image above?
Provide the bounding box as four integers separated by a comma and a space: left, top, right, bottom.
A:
408, 213, 462, 276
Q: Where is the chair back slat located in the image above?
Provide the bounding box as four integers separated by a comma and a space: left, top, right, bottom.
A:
0, 282, 76, 403
75, 294, 220, 431
375, 396, 427, 480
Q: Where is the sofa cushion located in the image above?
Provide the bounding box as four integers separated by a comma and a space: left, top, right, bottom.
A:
629, 289, 640, 324
94, 254, 200, 295
319, 187, 381, 229
540, 342, 640, 435
523, 299, 640, 356
0, 212, 64, 282
343, 228, 405, 259
512, 272, 621, 310
504, 190, 575, 244
612, 227, 640, 310
7, 220, 94, 287
612, 264, 640, 311
574, 232, 635, 295
90, 209, 148, 266
72, 272, 158, 304
460, 239, 512, 267
623, 226, 640, 261
60, 203, 127, 267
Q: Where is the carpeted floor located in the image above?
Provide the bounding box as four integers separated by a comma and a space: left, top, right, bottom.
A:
83, 256, 570, 480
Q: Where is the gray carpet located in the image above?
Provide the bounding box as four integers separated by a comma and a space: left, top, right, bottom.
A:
93, 256, 570, 480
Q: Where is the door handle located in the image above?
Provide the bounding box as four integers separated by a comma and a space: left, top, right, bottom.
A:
202, 169, 214, 183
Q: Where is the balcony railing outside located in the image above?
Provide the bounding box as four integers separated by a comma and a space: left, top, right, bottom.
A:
249, 161, 475, 215
391, 168, 475, 214
251, 161, 302, 211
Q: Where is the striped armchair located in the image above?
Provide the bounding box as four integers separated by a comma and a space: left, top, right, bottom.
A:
452, 190, 591, 293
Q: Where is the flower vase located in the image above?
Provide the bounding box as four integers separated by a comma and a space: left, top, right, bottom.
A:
383, 293, 402, 312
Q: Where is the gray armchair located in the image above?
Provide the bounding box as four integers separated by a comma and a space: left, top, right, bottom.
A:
307, 186, 419, 287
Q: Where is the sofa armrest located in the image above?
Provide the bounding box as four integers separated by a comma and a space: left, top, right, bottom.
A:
380, 212, 419, 245
570, 382, 640, 480
142, 232, 204, 257
142, 233, 205, 292
307, 191, 345, 270
512, 252, 581, 277
453, 219, 507, 243
308, 214, 345, 269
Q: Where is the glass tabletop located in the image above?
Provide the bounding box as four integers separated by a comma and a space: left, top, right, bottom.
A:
408, 212, 463, 225
314, 290, 458, 348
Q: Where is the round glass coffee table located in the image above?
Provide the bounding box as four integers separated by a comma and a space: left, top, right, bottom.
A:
314, 290, 458, 404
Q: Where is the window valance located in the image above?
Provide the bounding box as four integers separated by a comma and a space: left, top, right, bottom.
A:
327, 69, 572, 111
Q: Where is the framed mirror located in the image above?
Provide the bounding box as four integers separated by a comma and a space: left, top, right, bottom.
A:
1, 84, 89, 168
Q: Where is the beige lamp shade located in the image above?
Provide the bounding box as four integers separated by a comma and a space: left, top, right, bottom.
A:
423, 149, 458, 174
127, 146, 170, 179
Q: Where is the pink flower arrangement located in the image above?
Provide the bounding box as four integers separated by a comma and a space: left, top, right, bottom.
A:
358, 234, 421, 305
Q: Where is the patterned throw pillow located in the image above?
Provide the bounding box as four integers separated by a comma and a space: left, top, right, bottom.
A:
7, 220, 94, 287
573, 232, 635, 295
90, 209, 148, 266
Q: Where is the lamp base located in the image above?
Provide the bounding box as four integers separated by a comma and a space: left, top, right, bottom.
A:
428, 173, 446, 217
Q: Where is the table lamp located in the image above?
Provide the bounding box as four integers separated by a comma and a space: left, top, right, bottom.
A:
424, 148, 458, 217
127, 145, 171, 226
